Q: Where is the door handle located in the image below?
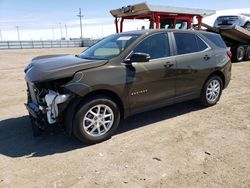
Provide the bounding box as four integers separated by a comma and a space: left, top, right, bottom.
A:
204, 55, 210, 61
164, 62, 174, 68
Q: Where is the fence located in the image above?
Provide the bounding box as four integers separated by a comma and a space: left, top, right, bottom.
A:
0, 39, 100, 50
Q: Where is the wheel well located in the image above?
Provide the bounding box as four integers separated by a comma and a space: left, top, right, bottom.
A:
77, 89, 125, 119
205, 71, 225, 88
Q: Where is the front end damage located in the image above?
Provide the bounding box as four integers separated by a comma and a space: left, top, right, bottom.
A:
24, 54, 108, 135
25, 79, 74, 133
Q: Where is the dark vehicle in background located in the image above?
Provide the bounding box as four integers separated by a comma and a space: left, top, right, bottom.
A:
25, 30, 231, 143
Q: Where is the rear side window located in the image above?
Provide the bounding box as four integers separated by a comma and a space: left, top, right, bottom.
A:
133, 33, 170, 59
174, 33, 208, 55
202, 33, 227, 48
197, 37, 208, 51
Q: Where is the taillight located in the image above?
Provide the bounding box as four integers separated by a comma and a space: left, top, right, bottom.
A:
227, 51, 232, 60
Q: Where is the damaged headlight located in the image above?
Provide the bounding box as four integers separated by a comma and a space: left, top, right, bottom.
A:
45, 90, 70, 124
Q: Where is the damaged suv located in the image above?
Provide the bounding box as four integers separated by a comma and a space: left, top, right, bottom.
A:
25, 29, 231, 143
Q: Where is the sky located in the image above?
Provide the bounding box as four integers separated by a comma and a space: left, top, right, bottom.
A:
0, 0, 250, 40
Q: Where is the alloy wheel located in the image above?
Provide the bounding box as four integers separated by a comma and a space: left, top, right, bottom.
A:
206, 80, 221, 103
83, 104, 114, 137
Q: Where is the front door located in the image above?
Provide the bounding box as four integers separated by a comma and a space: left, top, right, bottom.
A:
126, 33, 176, 114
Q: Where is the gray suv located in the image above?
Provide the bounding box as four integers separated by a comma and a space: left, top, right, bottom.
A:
24, 30, 231, 143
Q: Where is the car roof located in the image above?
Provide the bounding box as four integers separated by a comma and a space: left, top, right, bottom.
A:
119, 29, 218, 36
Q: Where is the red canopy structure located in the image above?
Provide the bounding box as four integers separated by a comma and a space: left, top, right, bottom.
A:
110, 2, 215, 33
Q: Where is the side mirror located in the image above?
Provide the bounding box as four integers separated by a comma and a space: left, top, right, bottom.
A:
126, 52, 150, 63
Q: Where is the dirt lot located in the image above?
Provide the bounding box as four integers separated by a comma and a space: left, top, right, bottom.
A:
0, 48, 249, 188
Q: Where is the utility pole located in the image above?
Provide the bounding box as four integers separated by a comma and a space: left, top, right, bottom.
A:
16, 26, 20, 40
59, 22, 63, 39
52, 26, 55, 40
77, 8, 84, 39
101, 25, 104, 37
0, 29, 2, 41
65, 24, 68, 40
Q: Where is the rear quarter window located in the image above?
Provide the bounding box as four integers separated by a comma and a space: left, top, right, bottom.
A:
202, 33, 227, 48
197, 36, 208, 51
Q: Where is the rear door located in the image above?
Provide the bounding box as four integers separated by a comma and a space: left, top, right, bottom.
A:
172, 32, 214, 100
126, 32, 176, 114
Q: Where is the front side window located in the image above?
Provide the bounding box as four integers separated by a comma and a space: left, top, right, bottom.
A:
133, 33, 170, 59
79, 34, 140, 60
174, 33, 208, 55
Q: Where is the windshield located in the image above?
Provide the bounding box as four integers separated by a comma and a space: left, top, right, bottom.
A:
79, 33, 141, 60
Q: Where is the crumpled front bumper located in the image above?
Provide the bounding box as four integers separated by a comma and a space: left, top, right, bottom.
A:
25, 102, 41, 119
25, 102, 47, 126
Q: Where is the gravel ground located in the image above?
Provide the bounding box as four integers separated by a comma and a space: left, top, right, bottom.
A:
0, 48, 249, 188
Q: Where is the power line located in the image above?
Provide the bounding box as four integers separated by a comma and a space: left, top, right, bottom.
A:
77, 8, 84, 39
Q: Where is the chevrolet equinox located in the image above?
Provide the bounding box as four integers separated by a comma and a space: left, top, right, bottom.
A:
25, 29, 231, 143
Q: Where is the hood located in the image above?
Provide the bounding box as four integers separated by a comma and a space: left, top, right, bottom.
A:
25, 54, 108, 82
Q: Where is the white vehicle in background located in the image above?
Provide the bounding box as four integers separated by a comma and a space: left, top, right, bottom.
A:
214, 14, 250, 31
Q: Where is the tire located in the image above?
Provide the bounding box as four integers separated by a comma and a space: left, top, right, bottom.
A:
244, 46, 250, 61
200, 76, 223, 107
73, 96, 120, 144
233, 46, 245, 62
244, 22, 250, 31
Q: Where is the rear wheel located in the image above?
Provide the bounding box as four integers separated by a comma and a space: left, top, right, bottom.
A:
73, 96, 120, 144
200, 76, 223, 107
244, 46, 250, 61
233, 46, 245, 62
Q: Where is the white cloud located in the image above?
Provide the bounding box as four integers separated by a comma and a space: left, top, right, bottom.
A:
0, 19, 150, 40
66, 18, 113, 27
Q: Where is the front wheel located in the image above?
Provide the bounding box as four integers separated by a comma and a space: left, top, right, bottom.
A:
73, 96, 120, 144
200, 76, 223, 107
